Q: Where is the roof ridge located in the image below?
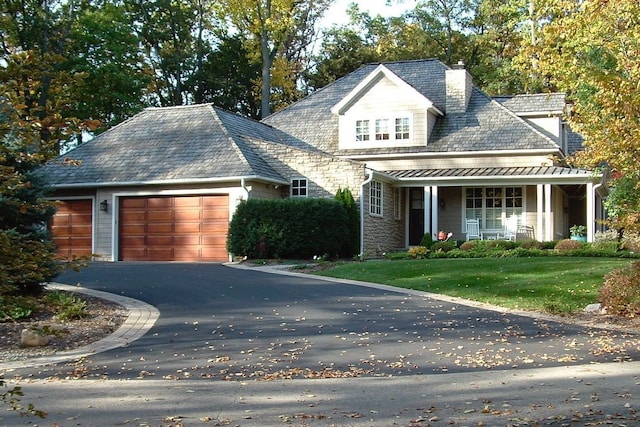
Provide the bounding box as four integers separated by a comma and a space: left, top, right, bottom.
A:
144, 103, 214, 112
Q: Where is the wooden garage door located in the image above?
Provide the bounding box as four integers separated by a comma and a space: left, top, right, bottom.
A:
51, 199, 93, 259
119, 195, 229, 262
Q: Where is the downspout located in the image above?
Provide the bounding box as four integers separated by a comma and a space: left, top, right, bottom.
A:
240, 178, 249, 200
229, 178, 251, 262
360, 168, 374, 259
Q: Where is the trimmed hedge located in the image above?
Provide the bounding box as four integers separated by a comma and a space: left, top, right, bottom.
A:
227, 198, 355, 259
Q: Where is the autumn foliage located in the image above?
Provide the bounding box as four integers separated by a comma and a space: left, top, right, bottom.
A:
521, 0, 640, 234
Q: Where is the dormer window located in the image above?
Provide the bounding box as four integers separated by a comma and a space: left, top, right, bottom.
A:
356, 120, 370, 141
354, 115, 411, 144
395, 117, 410, 140
375, 119, 390, 140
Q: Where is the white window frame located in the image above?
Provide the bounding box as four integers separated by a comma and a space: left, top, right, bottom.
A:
370, 180, 383, 217
395, 117, 410, 140
355, 119, 370, 141
375, 118, 390, 140
291, 178, 308, 198
463, 186, 524, 231
352, 114, 412, 145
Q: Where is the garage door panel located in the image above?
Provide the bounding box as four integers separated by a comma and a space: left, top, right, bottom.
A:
121, 211, 147, 222
202, 223, 228, 233
146, 248, 175, 260
147, 236, 174, 246
202, 210, 228, 220
51, 199, 93, 260
147, 223, 173, 233
174, 235, 201, 246
120, 248, 148, 260
174, 223, 201, 234
146, 198, 174, 208
120, 236, 146, 246
174, 210, 202, 221
120, 224, 146, 235
148, 210, 174, 221
201, 236, 227, 246
174, 197, 202, 207
121, 198, 147, 209
119, 195, 228, 261
201, 197, 227, 207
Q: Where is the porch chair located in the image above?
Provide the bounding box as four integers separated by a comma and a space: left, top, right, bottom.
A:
465, 219, 483, 240
497, 216, 518, 241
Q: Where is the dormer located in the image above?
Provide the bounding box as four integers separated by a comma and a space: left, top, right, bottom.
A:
494, 94, 568, 152
331, 64, 444, 150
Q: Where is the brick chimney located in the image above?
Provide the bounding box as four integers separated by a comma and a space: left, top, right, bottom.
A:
445, 61, 473, 114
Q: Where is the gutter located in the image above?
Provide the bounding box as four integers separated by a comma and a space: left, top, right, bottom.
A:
50, 175, 290, 190
341, 148, 561, 161
359, 168, 374, 258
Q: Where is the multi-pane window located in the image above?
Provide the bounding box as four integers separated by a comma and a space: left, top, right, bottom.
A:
375, 119, 390, 140
370, 180, 383, 216
291, 178, 308, 197
356, 120, 370, 141
355, 116, 410, 142
395, 117, 410, 139
465, 187, 523, 230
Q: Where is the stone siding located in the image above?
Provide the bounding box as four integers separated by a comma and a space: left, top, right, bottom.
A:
363, 181, 404, 256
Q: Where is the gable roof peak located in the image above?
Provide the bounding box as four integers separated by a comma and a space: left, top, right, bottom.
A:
330, 62, 444, 116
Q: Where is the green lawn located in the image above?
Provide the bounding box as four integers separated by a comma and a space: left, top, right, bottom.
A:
314, 257, 632, 314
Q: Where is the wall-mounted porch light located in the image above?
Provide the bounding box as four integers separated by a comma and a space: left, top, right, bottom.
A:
99, 199, 108, 212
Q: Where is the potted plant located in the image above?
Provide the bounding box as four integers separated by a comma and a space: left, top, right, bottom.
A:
570, 224, 587, 242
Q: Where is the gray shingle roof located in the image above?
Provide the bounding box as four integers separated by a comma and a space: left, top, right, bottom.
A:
494, 93, 566, 114
263, 59, 561, 155
42, 104, 293, 187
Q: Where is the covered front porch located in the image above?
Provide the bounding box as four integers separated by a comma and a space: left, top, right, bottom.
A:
391, 166, 607, 245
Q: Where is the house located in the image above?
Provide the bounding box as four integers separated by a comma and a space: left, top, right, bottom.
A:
42, 59, 607, 262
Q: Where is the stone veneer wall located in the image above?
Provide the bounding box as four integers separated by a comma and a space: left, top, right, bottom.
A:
362, 181, 405, 256
248, 140, 367, 201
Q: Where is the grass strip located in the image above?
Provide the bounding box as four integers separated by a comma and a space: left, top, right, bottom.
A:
315, 257, 632, 314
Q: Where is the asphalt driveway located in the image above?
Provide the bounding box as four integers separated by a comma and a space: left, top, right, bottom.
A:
3, 262, 640, 426
13, 262, 640, 381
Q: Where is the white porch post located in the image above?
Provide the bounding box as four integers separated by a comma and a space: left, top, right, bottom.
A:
430, 186, 439, 241
536, 184, 544, 241
544, 184, 552, 241
586, 181, 595, 242
424, 186, 432, 240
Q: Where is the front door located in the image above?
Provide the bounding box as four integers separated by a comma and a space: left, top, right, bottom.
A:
409, 188, 424, 245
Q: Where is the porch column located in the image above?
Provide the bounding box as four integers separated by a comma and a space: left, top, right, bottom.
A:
544, 184, 552, 241
424, 186, 434, 239
430, 186, 439, 241
586, 181, 595, 242
536, 184, 544, 241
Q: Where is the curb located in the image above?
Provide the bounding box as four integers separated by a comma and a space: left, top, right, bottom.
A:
0, 283, 159, 372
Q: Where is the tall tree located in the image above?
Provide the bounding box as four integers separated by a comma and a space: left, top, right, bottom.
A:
469, 0, 531, 94
195, 34, 262, 118
66, 1, 151, 133
520, 0, 640, 232
130, 0, 218, 106
407, 0, 477, 65
217, 0, 333, 118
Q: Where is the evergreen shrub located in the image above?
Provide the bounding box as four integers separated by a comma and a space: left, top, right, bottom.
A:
227, 198, 354, 259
